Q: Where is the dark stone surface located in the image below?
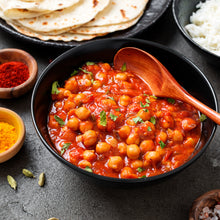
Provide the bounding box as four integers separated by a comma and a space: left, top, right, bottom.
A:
0, 6, 220, 220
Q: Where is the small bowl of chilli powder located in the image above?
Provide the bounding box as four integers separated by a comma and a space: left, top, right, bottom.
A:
0, 48, 38, 99
0, 107, 25, 163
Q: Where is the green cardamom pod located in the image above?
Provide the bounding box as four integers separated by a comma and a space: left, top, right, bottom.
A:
48, 218, 59, 220
7, 175, 17, 190
38, 172, 45, 187
22, 169, 35, 178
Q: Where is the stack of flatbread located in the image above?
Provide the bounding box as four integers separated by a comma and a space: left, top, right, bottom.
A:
0, 0, 149, 42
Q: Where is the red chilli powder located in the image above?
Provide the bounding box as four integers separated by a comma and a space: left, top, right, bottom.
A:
0, 61, 29, 88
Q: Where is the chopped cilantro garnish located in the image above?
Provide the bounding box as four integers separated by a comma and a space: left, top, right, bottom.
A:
121, 63, 126, 71
100, 111, 107, 126
143, 93, 147, 96
200, 114, 207, 122
150, 116, 156, 125
133, 116, 144, 124
145, 98, 150, 103
84, 166, 93, 173
109, 113, 118, 121
140, 101, 149, 108
51, 81, 60, 95
107, 97, 115, 101
151, 95, 157, 99
79, 67, 94, 79
71, 69, 78, 76
167, 98, 175, 104
86, 61, 95, 66
143, 109, 149, 112
137, 167, 144, 173
147, 126, 152, 131
61, 143, 71, 155
159, 141, 166, 149
138, 175, 146, 179
54, 115, 65, 126
115, 108, 120, 112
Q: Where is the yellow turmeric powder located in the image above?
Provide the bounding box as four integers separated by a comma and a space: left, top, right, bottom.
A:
0, 122, 17, 153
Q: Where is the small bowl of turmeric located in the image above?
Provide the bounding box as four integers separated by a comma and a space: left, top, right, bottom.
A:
0, 107, 25, 163
0, 48, 38, 99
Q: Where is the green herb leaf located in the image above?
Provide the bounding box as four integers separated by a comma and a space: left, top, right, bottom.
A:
54, 115, 65, 126
100, 110, 107, 126
79, 67, 94, 79
71, 69, 78, 76
147, 126, 152, 131
150, 116, 156, 125
109, 113, 118, 121
145, 98, 150, 103
84, 166, 93, 173
115, 108, 120, 112
200, 114, 207, 122
86, 61, 95, 66
61, 143, 71, 155
133, 116, 144, 124
107, 96, 115, 101
143, 93, 147, 96
121, 63, 126, 71
143, 109, 149, 112
167, 98, 175, 104
138, 175, 146, 179
137, 167, 144, 173
150, 95, 158, 99
159, 141, 166, 149
51, 81, 60, 95
140, 101, 149, 108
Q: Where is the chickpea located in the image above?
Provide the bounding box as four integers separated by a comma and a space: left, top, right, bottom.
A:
74, 93, 86, 105
76, 134, 83, 142
108, 156, 124, 172
93, 80, 102, 89
182, 118, 197, 131
131, 160, 143, 169
101, 63, 111, 71
184, 137, 195, 148
75, 107, 91, 120
78, 79, 92, 87
83, 130, 97, 147
127, 144, 140, 159
140, 140, 155, 153
126, 132, 140, 145
126, 117, 136, 126
120, 167, 136, 179
96, 142, 111, 154
101, 99, 117, 107
172, 129, 183, 142
56, 88, 71, 100
115, 73, 128, 81
118, 125, 131, 139
54, 101, 63, 109
63, 100, 76, 112
160, 115, 174, 128
67, 117, 79, 131
78, 160, 91, 168
156, 131, 168, 144
119, 95, 131, 106
106, 136, 118, 148
144, 151, 161, 167
64, 77, 78, 93
118, 143, 127, 155
137, 109, 151, 121
132, 96, 144, 103
79, 121, 94, 133
83, 150, 96, 162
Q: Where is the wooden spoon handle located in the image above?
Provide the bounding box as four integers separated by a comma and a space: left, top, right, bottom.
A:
183, 93, 220, 125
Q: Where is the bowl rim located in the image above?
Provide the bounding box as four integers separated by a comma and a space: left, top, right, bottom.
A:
0, 48, 38, 97
0, 107, 25, 163
172, 0, 220, 59
31, 37, 218, 183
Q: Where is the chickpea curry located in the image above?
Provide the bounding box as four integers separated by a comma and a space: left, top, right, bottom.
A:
48, 62, 203, 179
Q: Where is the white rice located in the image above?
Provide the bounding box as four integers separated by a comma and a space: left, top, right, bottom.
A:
185, 0, 220, 56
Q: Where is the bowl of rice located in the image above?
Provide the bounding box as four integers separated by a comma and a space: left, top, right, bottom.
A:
189, 189, 220, 220
172, 0, 220, 66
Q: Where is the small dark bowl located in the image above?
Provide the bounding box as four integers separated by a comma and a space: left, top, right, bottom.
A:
172, 0, 220, 66
31, 38, 217, 184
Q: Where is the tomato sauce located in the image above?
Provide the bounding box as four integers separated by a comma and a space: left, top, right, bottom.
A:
47, 62, 202, 179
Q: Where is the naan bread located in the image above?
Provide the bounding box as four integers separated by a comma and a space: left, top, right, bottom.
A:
16, 0, 110, 33
70, 12, 143, 35
85, 0, 149, 26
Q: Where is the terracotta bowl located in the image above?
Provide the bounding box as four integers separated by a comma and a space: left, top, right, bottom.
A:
0, 107, 25, 163
189, 189, 220, 220
0, 48, 38, 99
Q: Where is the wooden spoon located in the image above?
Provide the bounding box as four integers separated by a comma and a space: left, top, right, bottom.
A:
114, 47, 220, 124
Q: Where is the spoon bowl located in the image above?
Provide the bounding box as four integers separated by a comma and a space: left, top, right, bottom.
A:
114, 47, 220, 125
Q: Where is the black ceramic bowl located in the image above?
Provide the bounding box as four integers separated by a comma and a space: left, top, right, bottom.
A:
31, 38, 217, 184
172, 0, 220, 66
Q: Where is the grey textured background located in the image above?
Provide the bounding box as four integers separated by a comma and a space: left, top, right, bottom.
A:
1, 6, 220, 220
